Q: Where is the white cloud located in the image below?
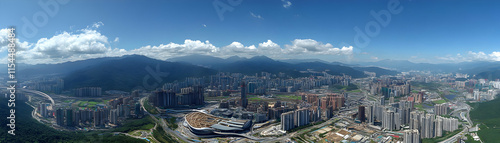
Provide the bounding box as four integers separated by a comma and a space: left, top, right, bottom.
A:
250, 12, 263, 19
130, 39, 219, 60
1, 23, 356, 64
284, 39, 353, 55
0, 28, 32, 52
91, 22, 104, 28
371, 56, 379, 60
203, 24, 207, 28
0, 23, 127, 64
490, 52, 500, 61
437, 51, 500, 63
282, 0, 292, 8
257, 40, 283, 57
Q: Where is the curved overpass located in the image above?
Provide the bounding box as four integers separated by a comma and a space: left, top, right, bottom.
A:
21, 88, 55, 105
1, 86, 55, 106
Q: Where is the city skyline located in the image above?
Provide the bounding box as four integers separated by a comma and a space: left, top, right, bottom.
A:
1, 0, 500, 64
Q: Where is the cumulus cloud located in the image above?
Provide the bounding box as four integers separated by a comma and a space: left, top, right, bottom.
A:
91, 22, 104, 28
19, 29, 113, 63
0, 23, 128, 64
437, 51, 500, 62
130, 39, 219, 60
1, 23, 355, 64
220, 42, 257, 56
0, 28, 32, 52
282, 0, 292, 8
250, 12, 263, 19
284, 39, 353, 55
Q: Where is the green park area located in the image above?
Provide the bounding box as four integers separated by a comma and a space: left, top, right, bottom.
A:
113, 116, 155, 134
143, 99, 159, 114
470, 95, 500, 142
411, 82, 442, 91
432, 99, 446, 104
74, 99, 108, 109
276, 94, 301, 100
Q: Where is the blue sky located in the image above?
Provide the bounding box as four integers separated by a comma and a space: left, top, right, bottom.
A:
1, 0, 500, 64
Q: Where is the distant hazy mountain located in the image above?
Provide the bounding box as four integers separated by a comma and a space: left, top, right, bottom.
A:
293, 62, 366, 78
211, 56, 368, 78
475, 70, 500, 80
359, 59, 460, 72
64, 55, 217, 91
15, 57, 121, 79
167, 54, 246, 67
212, 56, 303, 76
279, 58, 330, 64
353, 67, 399, 76
225, 56, 247, 63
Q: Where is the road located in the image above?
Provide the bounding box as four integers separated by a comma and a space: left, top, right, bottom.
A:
20, 88, 55, 105
439, 103, 475, 143
140, 97, 193, 143
264, 117, 338, 142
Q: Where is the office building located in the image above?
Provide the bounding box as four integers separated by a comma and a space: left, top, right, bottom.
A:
153, 89, 177, 108
66, 109, 73, 127
404, 129, 421, 143
110, 109, 118, 124
73, 110, 81, 126
135, 103, 142, 118
358, 105, 366, 122
434, 103, 449, 116
383, 110, 395, 130
74, 87, 102, 97
366, 105, 374, 123
94, 109, 105, 127
294, 108, 310, 127
39, 103, 50, 118
435, 117, 443, 137
379, 96, 385, 105
281, 111, 295, 131
56, 108, 64, 126
241, 81, 248, 108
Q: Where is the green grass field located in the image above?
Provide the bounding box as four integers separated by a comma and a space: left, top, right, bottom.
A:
470, 95, 500, 142
76, 100, 107, 109
276, 94, 301, 100
432, 99, 446, 104
248, 97, 263, 101
143, 99, 159, 114
113, 116, 155, 133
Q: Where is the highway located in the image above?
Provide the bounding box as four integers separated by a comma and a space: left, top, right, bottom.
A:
140, 97, 193, 143
1, 86, 55, 106
21, 88, 55, 105
439, 103, 474, 143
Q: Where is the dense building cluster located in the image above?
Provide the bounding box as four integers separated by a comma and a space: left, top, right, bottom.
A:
148, 86, 204, 108
74, 87, 102, 97
44, 93, 143, 128
369, 78, 411, 98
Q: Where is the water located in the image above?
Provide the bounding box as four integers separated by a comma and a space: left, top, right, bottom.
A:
445, 95, 457, 100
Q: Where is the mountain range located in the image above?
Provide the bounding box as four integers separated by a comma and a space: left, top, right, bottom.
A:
9, 54, 500, 92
